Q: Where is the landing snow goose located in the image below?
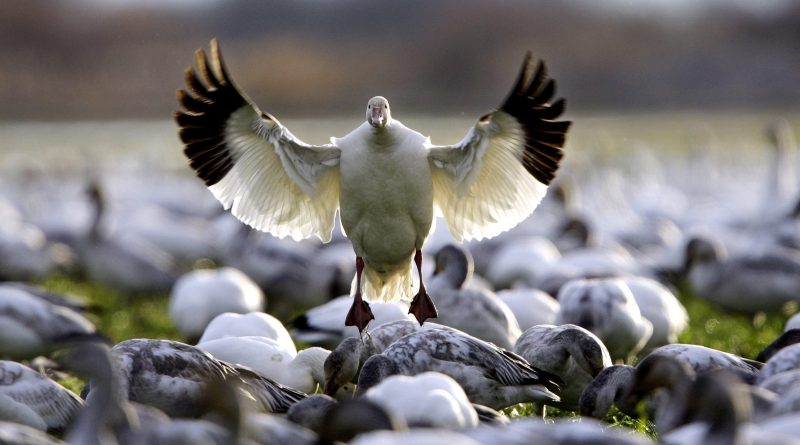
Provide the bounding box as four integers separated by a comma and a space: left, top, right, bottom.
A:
175, 39, 570, 332
355, 328, 562, 409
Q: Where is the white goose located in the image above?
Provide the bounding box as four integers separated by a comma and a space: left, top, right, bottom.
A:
168, 267, 265, 341
175, 39, 570, 332
197, 336, 329, 394
363, 372, 479, 429
198, 311, 295, 354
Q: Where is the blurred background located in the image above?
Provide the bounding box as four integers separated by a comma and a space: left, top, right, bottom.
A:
1, 0, 799, 120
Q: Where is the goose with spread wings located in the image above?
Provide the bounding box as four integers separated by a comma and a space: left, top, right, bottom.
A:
175, 39, 571, 332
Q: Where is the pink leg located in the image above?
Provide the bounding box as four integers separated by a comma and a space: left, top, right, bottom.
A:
408, 249, 438, 325
345, 256, 375, 332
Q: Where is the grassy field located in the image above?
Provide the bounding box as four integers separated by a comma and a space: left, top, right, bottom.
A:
36, 272, 795, 439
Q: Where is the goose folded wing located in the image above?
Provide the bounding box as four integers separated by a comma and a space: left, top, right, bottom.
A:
428, 53, 570, 242
175, 39, 341, 242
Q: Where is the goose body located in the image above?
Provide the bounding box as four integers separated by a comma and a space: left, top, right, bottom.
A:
555, 277, 653, 361
363, 372, 479, 429
106, 338, 306, 417
197, 336, 328, 393
175, 39, 570, 332
356, 328, 562, 409
0, 286, 97, 360
198, 311, 295, 355
0, 360, 83, 431
513, 324, 611, 411
427, 244, 521, 349
168, 267, 265, 341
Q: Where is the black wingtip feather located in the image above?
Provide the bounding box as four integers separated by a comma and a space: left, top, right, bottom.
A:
175, 39, 250, 187
500, 54, 571, 186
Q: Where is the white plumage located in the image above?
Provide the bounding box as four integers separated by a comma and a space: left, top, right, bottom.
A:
168, 267, 265, 341
175, 39, 570, 331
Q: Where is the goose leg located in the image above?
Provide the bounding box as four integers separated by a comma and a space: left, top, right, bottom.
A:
409, 249, 438, 325
345, 256, 375, 332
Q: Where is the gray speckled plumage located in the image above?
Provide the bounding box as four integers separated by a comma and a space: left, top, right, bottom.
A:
357, 328, 562, 409
514, 324, 611, 411
109, 338, 306, 417
647, 344, 759, 383
758, 343, 800, 384
428, 244, 521, 349
0, 287, 98, 360
0, 360, 83, 431
579, 364, 636, 419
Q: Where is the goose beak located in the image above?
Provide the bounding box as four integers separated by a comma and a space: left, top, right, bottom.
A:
371, 107, 383, 126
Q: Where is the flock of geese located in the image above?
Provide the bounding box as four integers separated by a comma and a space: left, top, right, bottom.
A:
2, 106, 800, 443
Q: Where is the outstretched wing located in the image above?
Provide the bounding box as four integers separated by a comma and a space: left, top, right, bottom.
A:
175, 39, 341, 242
427, 53, 570, 242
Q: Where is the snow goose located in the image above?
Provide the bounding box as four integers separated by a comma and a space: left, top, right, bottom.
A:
465, 417, 655, 445
168, 267, 265, 342
197, 336, 329, 394
426, 244, 521, 348
513, 324, 612, 411
0, 360, 83, 432
496, 287, 559, 331
483, 236, 561, 290
0, 286, 98, 360
350, 429, 482, 445
104, 338, 306, 417
0, 422, 65, 445
198, 311, 295, 354
643, 343, 760, 384
554, 277, 653, 362
579, 364, 636, 418
322, 320, 455, 396
175, 39, 570, 332
76, 180, 179, 295
223, 229, 340, 319
58, 341, 250, 445
316, 398, 407, 444
660, 372, 800, 445
291, 295, 414, 347
622, 275, 688, 351
363, 372, 479, 429
684, 235, 800, 312
356, 328, 562, 409
758, 343, 800, 384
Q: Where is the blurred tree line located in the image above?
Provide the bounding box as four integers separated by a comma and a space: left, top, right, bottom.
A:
0, 0, 798, 120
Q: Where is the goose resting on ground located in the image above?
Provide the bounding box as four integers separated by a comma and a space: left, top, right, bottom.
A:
175, 39, 570, 332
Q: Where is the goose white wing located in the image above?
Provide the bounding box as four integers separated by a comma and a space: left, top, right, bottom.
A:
175, 39, 341, 242
428, 53, 570, 242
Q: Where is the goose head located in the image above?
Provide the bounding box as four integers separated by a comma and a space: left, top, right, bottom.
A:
366, 96, 391, 128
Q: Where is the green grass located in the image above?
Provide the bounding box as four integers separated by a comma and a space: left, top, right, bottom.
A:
35, 275, 796, 438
